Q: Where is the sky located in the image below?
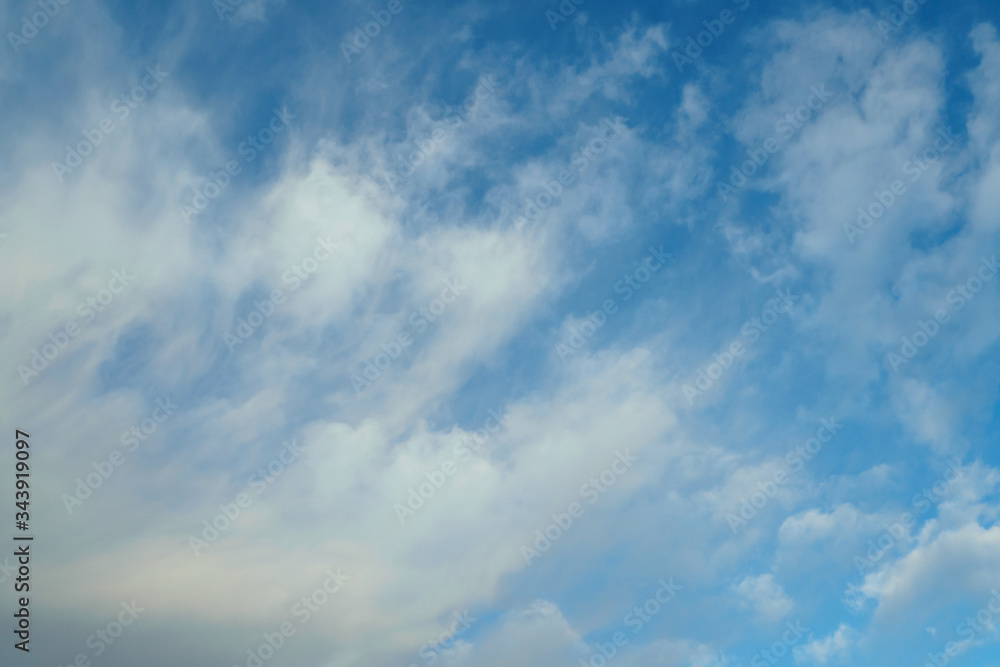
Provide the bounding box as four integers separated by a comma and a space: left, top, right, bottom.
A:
1, 0, 1000, 665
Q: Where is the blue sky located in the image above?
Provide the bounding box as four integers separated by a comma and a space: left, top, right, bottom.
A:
2, 0, 1000, 665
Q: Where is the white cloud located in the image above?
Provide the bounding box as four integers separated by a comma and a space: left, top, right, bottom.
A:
854, 522, 1000, 627
793, 623, 857, 665
732, 573, 794, 622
